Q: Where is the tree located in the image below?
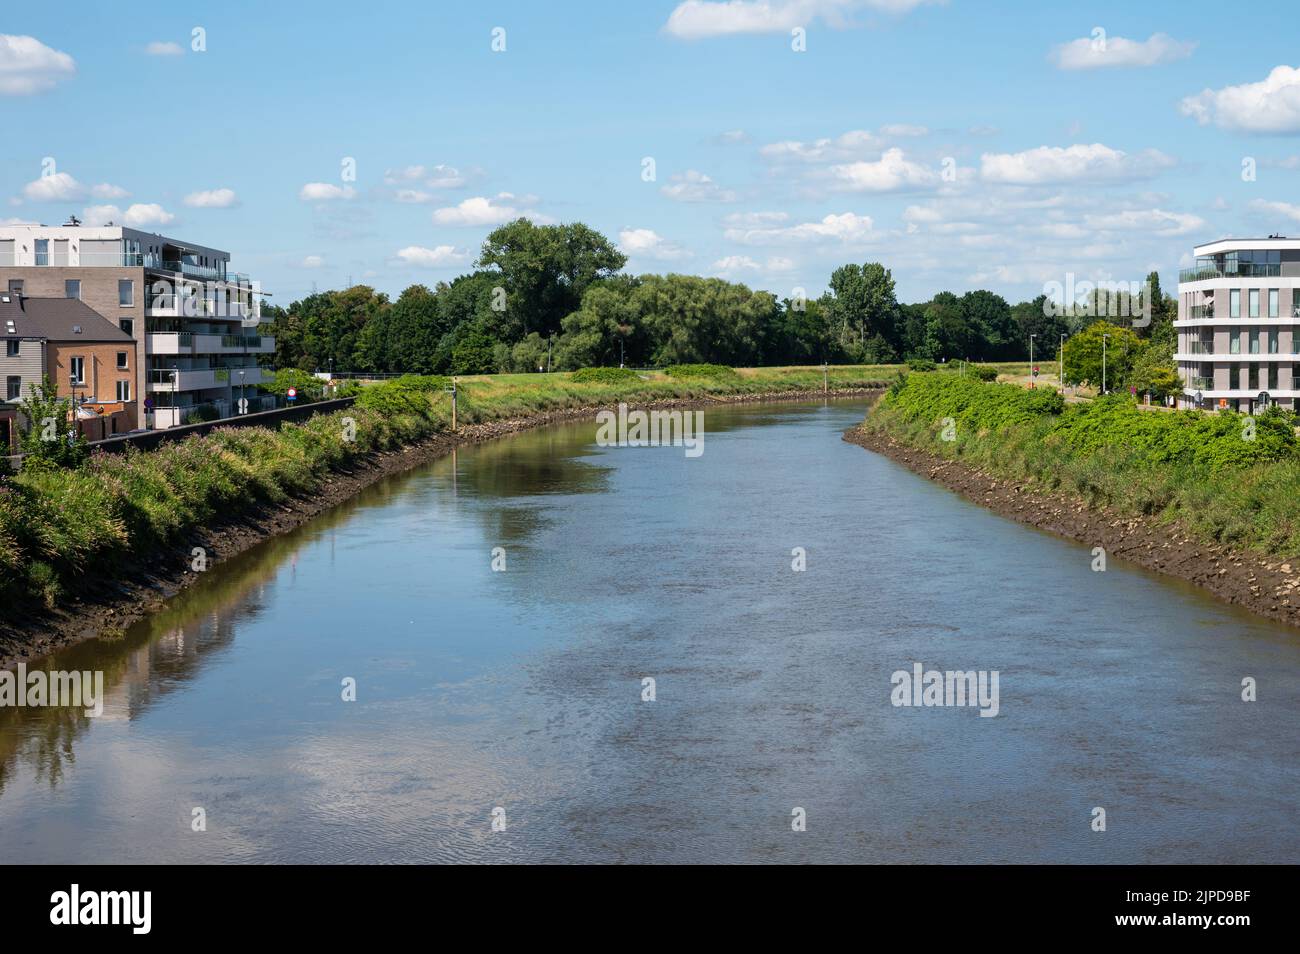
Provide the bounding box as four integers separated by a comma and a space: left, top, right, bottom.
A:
959, 290, 1018, 360
921, 291, 968, 360
1062, 321, 1141, 390
477, 219, 626, 340
1012, 294, 1070, 363
824, 263, 901, 356
449, 329, 498, 375
17, 377, 86, 468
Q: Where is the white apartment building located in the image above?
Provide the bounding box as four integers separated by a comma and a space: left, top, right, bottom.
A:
1176, 237, 1300, 412
0, 220, 274, 428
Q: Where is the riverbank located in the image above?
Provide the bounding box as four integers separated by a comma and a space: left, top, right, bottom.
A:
1, 384, 881, 667
847, 387, 1300, 629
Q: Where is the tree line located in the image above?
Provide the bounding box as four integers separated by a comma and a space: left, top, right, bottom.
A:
264, 218, 1178, 374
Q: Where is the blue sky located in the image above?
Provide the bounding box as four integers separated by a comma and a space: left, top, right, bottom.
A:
4, 0, 1300, 306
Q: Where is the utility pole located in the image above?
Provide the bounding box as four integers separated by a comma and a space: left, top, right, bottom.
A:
1059, 333, 1066, 391
822, 360, 828, 394
1102, 333, 1110, 395
1029, 334, 1036, 389
446, 377, 457, 431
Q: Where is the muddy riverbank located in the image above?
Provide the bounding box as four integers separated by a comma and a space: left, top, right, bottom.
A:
846, 421, 1300, 630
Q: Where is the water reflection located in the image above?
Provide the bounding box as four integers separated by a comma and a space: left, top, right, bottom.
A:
0, 398, 1296, 864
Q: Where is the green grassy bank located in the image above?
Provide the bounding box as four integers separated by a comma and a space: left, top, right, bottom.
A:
0, 365, 890, 613
859, 372, 1300, 557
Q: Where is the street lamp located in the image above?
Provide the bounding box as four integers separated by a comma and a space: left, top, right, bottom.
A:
238, 369, 246, 414
1102, 333, 1110, 394
1059, 333, 1067, 391
1029, 334, 1036, 389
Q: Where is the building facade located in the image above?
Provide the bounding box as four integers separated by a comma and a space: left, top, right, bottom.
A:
0, 221, 274, 428
1, 291, 139, 451
1176, 237, 1300, 412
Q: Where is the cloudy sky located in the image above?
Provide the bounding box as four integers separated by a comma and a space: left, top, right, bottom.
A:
3, 0, 1300, 304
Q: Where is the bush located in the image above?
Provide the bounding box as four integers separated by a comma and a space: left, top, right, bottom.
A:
906, 358, 937, 372
264, 368, 325, 403
664, 363, 736, 378
968, 365, 998, 382
570, 367, 640, 384
187, 404, 222, 424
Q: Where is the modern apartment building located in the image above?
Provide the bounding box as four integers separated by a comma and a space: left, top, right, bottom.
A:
0, 292, 138, 451
0, 220, 274, 428
1176, 237, 1300, 412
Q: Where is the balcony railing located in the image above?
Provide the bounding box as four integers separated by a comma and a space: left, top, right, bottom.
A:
1187, 376, 1214, 390
1187, 305, 1215, 320
1179, 264, 1281, 282
1185, 342, 1214, 355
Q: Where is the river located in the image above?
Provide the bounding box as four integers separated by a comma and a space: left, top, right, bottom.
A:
1, 398, 1296, 863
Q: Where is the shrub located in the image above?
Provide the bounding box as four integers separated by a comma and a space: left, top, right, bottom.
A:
664, 363, 736, 378
968, 365, 998, 382
570, 367, 640, 384
906, 358, 937, 372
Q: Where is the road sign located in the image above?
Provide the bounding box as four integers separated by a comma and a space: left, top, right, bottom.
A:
1258, 391, 1270, 406
287, 387, 297, 402
1194, 390, 1203, 404
1032, 366, 1039, 377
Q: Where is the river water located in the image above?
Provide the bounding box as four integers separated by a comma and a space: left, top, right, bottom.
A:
1, 399, 1296, 864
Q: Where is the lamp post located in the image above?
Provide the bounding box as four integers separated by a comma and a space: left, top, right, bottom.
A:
1029, 334, 1036, 389
1102, 333, 1110, 394
1059, 333, 1067, 391
238, 369, 246, 415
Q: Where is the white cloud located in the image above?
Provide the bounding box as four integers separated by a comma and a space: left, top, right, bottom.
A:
0, 34, 75, 95
394, 189, 434, 204
879, 123, 928, 137
301, 255, 325, 268
122, 203, 175, 227
980, 143, 1175, 184
724, 210, 874, 244
22, 173, 128, 202
660, 170, 738, 202
760, 129, 886, 163
81, 203, 174, 228
1081, 208, 1206, 236
618, 228, 690, 260
714, 129, 750, 144
826, 147, 938, 192
711, 254, 796, 277
1250, 199, 1300, 224
431, 193, 548, 226
145, 41, 184, 57
383, 163, 468, 189
299, 182, 356, 201
1180, 65, 1300, 134
1051, 32, 1194, 70
664, 0, 938, 40
394, 245, 470, 267
183, 188, 238, 208
0, 217, 38, 225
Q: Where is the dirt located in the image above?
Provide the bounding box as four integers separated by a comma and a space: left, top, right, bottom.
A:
0, 387, 881, 668
845, 418, 1300, 631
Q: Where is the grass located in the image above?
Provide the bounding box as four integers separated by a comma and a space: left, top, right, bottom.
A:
0, 366, 892, 614
860, 371, 1300, 558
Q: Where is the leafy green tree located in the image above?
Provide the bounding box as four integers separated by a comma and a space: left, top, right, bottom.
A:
921, 292, 969, 360
449, 329, 499, 374
1062, 321, 1141, 390
17, 377, 87, 468
960, 290, 1018, 359
824, 262, 901, 355
477, 219, 626, 339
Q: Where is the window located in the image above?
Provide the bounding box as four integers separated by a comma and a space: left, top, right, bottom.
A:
7, 280, 21, 295
1250, 329, 1260, 354
1249, 288, 1260, 318
5, 376, 19, 401
5, 340, 17, 357
1249, 365, 1259, 391
1269, 365, 1279, 390
1230, 289, 1241, 318
1269, 289, 1279, 318
1270, 330, 1279, 354
65, 279, 80, 300
1230, 365, 1240, 389
1230, 331, 1241, 354
118, 279, 134, 307
116, 351, 128, 370
119, 318, 134, 338
116, 380, 131, 402
69, 356, 85, 385
34, 239, 48, 265
1294, 289, 1300, 318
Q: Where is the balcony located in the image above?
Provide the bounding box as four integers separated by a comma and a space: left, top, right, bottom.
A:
1185, 341, 1215, 355
1179, 264, 1281, 283
1187, 305, 1215, 320
149, 368, 220, 392
1187, 376, 1215, 390
146, 332, 194, 355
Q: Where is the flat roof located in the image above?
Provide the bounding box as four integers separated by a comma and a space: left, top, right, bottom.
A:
0, 223, 229, 259
1194, 237, 1300, 255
